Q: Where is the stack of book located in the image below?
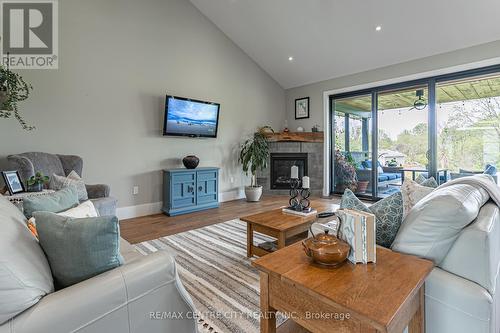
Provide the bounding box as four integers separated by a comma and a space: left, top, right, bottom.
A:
282, 207, 317, 217
336, 209, 376, 264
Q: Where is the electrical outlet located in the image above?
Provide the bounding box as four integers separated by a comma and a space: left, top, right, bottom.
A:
133, 186, 139, 195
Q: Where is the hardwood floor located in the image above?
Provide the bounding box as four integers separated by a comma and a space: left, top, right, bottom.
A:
120, 195, 341, 244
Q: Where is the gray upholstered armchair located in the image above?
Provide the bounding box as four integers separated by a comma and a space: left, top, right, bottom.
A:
7, 152, 117, 216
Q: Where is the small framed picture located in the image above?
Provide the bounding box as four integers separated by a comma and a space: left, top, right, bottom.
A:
2, 171, 25, 195
295, 97, 310, 119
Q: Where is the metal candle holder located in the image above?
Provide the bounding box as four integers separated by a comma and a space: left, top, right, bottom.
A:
289, 178, 311, 212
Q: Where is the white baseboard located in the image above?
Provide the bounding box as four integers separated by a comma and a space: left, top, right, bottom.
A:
116, 188, 246, 220
218, 188, 245, 202
116, 201, 163, 220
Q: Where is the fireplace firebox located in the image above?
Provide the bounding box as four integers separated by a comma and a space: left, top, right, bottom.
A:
270, 153, 308, 189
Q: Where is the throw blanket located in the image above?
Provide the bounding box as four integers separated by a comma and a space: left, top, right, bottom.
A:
437, 174, 500, 207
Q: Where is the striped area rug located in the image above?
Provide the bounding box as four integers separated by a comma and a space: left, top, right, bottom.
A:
134, 219, 286, 333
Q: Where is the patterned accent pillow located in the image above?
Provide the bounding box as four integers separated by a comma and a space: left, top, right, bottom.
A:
50, 171, 88, 201
414, 173, 427, 184
401, 179, 434, 218
415, 174, 438, 188
340, 189, 403, 248
420, 177, 438, 188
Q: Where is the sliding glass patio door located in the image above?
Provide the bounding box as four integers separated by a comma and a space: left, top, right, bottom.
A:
332, 93, 376, 199
376, 85, 431, 197
331, 65, 500, 200
436, 72, 500, 184
332, 86, 432, 199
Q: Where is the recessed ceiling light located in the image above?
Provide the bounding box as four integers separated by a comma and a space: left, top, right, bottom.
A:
288, 56, 294, 61
375, 26, 382, 31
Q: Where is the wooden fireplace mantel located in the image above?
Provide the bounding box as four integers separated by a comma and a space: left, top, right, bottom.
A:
265, 132, 324, 143
266, 132, 324, 142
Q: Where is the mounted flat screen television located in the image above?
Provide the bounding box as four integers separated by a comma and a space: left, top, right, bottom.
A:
163, 95, 220, 138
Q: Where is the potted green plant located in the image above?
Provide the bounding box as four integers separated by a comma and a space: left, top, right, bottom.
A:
334, 150, 358, 193
0, 65, 34, 130
343, 152, 368, 193
239, 126, 273, 202
387, 158, 399, 167
26, 172, 49, 192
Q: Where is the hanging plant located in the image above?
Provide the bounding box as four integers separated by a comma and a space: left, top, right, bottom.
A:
0, 65, 34, 130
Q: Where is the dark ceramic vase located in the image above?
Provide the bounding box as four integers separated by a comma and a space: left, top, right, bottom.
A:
182, 155, 200, 169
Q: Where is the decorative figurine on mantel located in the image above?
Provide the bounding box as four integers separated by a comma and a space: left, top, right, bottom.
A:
282, 166, 316, 216
283, 120, 290, 133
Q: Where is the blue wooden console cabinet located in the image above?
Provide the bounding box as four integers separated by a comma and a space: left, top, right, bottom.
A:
163, 167, 219, 216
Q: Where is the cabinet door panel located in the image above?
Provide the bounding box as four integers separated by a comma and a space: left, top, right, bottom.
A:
171, 172, 196, 208
197, 170, 217, 181
172, 173, 196, 183
196, 171, 218, 204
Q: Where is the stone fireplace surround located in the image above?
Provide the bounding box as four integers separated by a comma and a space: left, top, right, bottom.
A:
257, 141, 324, 196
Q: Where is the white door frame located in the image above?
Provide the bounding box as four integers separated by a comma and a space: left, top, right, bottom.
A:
322, 57, 500, 197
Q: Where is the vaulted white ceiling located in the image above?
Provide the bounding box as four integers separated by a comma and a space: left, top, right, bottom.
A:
189, 0, 500, 89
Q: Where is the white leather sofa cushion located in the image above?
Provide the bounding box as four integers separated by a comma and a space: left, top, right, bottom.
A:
426, 268, 493, 333
392, 184, 489, 264
0, 196, 54, 324
0, 251, 198, 333
440, 202, 500, 294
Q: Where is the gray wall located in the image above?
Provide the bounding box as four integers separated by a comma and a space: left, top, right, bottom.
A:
0, 0, 285, 208
285, 40, 500, 131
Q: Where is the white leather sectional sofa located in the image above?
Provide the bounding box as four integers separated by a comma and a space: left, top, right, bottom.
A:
0, 196, 198, 333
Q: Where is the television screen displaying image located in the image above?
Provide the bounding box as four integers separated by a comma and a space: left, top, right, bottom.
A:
163, 95, 220, 138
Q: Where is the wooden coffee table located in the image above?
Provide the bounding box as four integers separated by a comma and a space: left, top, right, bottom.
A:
241, 202, 337, 258
253, 242, 433, 333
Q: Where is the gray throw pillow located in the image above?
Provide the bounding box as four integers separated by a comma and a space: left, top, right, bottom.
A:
34, 212, 124, 289
340, 189, 403, 248
50, 170, 88, 201
23, 186, 79, 218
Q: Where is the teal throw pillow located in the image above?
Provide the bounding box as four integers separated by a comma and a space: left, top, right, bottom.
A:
33, 212, 124, 288
340, 189, 403, 248
23, 186, 79, 218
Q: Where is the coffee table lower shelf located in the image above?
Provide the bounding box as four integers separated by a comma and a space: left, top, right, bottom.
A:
241, 202, 336, 258
252, 232, 309, 257
277, 319, 310, 333
247, 224, 310, 257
